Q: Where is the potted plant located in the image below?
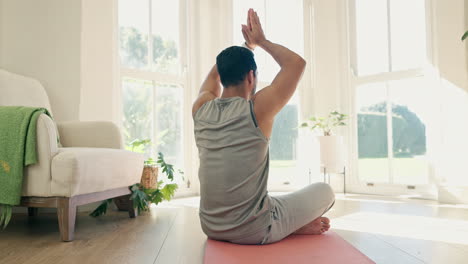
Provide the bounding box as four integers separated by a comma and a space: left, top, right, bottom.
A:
90, 139, 181, 217
301, 111, 348, 172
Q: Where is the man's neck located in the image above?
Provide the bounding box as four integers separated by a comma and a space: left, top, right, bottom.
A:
221, 86, 250, 100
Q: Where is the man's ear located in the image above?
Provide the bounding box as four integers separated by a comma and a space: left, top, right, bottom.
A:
247, 70, 255, 84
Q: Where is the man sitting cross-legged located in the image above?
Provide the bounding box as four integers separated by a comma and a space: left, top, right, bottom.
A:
192, 8, 335, 245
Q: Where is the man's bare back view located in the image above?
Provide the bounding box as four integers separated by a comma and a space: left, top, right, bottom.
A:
192, 9, 335, 245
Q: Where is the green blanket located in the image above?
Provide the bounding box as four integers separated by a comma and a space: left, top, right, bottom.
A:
0, 106, 51, 228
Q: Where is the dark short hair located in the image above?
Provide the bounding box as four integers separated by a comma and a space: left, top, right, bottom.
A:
216, 46, 257, 87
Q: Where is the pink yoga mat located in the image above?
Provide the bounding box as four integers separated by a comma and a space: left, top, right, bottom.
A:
204, 231, 375, 264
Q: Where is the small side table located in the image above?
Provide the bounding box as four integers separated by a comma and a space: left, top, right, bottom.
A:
321, 165, 346, 195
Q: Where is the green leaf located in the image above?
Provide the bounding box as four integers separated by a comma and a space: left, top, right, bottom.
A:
149, 189, 164, 204
4, 206, 12, 229
144, 157, 156, 166
0, 206, 5, 226
462, 30, 468, 41
300, 122, 309, 127
130, 138, 151, 148
128, 138, 152, 153
157, 152, 175, 181
89, 199, 113, 217
129, 185, 150, 213
143, 188, 156, 195
160, 183, 178, 201
0, 205, 13, 229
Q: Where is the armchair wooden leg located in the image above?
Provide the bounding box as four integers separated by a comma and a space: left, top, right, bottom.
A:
114, 195, 138, 218
28, 207, 38, 216
57, 198, 77, 242
128, 204, 138, 218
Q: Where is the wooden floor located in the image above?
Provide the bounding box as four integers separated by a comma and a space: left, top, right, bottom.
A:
2, 194, 468, 264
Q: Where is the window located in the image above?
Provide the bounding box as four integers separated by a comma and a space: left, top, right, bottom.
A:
119, 0, 186, 186
232, 0, 305, 190
354, 0, 427, 76
352, 0, 432, 187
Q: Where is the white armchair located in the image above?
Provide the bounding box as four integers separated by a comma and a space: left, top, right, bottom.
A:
0, 69, 144, 241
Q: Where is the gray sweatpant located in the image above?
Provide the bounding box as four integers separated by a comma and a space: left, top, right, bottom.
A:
229, 182, 335, 245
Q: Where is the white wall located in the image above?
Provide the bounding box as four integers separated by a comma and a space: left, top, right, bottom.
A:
0, 0, 82, 122
311, 0, 344, 117
79, 0, 119, 123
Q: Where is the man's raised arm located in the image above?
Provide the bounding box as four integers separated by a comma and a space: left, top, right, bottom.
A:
192, 64, 222, 117
242, 9, 306, 138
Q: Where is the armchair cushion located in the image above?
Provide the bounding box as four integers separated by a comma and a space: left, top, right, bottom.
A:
51, 148, 144, 197
57, 121, 123, 149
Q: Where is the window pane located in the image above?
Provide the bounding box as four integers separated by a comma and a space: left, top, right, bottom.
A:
389, 78, 429, 184
122, 77, 154, 152
390, 0, 427, 71
154, 84, 185, 184
269, 94, 300, 189
265, 0, 303, 55
263, 0, 303, 81
357, 83, 390, 183
233, 0, 303, 82
151, 0, 181, 75
355, 0, 389, 76
122, 79, 185, 184
119, 0, 149, 70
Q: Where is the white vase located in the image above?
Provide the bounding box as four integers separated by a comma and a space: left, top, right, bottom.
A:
318, 135, 345, 173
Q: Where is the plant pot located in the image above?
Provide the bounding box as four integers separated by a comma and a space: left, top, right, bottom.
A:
141, 165, 159, 189
318, 135, 345, 172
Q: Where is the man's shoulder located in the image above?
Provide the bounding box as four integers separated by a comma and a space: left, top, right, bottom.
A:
192, 92, 218, 118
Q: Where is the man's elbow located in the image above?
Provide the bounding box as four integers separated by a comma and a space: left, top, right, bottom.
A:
288, 57, 306, 72
297, 57, 306, 71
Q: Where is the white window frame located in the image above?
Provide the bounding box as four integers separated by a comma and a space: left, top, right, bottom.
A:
116, 0, 197, 197
345, 0, 438, 198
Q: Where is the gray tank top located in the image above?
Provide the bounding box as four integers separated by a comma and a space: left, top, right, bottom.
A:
193, 97, 273, 240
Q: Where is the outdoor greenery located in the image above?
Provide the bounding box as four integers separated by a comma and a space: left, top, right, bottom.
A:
122, 81, 183, 166
358, 102, 426, 158
122, 78, 153, 152
119, 25, 182, 166
119, 26, 178, 72
270, 105, 298, 160
301, 111, 348, 136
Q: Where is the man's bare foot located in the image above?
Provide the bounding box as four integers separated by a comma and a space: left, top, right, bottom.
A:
293, 217, 331, 235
